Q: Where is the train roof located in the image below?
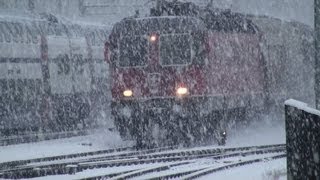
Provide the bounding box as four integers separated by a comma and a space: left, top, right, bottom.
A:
113, 1, 259, 34
114, 16, 205, 36
0, 13, 110, 46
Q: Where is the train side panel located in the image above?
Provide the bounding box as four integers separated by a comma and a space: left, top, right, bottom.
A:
206, 32, 266, 110
0, 34, 43, 134
250, 16, 315, 112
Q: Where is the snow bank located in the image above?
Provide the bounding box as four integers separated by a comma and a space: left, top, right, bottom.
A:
285, 99, 320, 117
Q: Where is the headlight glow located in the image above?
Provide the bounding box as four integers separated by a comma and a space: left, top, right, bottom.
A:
177, 87, 188, 96
150, 35, 157, 42
123, 90, 133, 97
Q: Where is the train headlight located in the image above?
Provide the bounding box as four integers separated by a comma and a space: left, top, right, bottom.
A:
150, 35, 157, 42
177, 87, 188, 96
123, 90, 133, 97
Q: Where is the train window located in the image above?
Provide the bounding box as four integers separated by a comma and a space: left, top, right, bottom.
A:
25, 24, 34, 44
0, 80, 6, 96
160, 34, 191, 66
30, 22, 40, 44
37, 22, 47, 35
8, 80, 15, 99
15, 79, 24, 104
119, 35, 148, 67
94, 30, 100, 46
47, 23, 55, 35
0, 22, 12, 43
13, 23, 24, 43
4, 22, 18, 43
52, 24, 63, 36
0, 24, 4, 42
192, 32, 206, 65
96, 29, 105, 46
24, 22, 40, 44
35, 79, 42, 96
24, 80, 35, 102
87, 31, 96, 46
69, 24, 81, 37
55, 54, 71, 75
72, 54, 85, 75
7, 22, 21, 43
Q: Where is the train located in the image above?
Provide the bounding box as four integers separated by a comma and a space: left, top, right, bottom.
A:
0, 12, 110, 136
106, 0, 314, 147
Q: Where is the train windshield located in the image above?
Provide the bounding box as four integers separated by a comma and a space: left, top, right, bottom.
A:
119, 35, 148, 67
160, 33, 191, 66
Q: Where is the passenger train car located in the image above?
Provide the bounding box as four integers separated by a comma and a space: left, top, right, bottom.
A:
106, 1, 314, 147
0, 13, 110, 136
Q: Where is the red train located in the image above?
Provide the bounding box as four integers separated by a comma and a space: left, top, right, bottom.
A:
106, 1, 266, 147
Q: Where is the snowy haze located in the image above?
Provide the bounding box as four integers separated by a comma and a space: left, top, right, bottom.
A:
230, 0, 313, 26
0, 0, 314, 26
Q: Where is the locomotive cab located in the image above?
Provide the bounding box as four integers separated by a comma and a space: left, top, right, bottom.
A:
107, 2, 265, 147
109, 16, 222, 147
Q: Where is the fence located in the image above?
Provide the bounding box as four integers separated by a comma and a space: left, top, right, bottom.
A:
285, 99, 320, 180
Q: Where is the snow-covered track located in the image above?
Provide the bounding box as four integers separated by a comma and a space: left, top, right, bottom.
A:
0, 144, 286, 179
180, 154, 286, 180
150, 151, 286, 179
82, 145, 286, 180
0, 146, 177, 179
0, 146, 136, 170
0, 130, 89, 146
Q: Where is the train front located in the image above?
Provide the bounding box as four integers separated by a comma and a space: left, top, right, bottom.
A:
108, 16, 211, 146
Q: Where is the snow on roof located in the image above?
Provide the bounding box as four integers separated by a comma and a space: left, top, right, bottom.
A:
0, 14, 44, 22
0, 9, 44, 22
285, 99, 320, 117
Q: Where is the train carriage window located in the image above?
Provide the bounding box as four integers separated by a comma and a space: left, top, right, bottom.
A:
51, 23, 64, 36
69, 24, 81, 37
55, 54, 71, 75
93, 30, 100, 46
7, 22, 23, 43
192, 31, 206, 65
37, 22, 47, 35
47, 23, 55, 35
1, 80, 9, 103
0, 80, 6, 96
31, 22, 40, 44
4, 22, 19, 43
0, 23, 4, 42
13, 23, 24, 43
0, 22, 12, 43
96, 29, 106, 46
24, 80, 36, 110
8, 80, 15, 100
25, 24, 38, 44
15, 79, 24, 105
87, 31, 96, 46
35, 79, 42, 96
160, 34, 191, 66
72, 54, 86, 75
119, 35, 148, 67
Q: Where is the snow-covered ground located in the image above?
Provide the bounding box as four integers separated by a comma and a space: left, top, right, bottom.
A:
0, 115, 286, 179
0, 129, 134, 163
199, 158, 286, 180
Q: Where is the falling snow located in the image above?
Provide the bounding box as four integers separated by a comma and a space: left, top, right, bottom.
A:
0, 0, 317, 179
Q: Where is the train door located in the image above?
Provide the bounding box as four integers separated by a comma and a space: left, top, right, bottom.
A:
46, 35, 91, 130
0, 21, 43, 135
90, 35, 110, 126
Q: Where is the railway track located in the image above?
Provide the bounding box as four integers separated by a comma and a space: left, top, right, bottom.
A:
0, 130, 90, 146
0, 144, 286, 179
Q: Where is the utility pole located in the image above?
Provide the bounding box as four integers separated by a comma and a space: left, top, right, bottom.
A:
315, 0, 320, 109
